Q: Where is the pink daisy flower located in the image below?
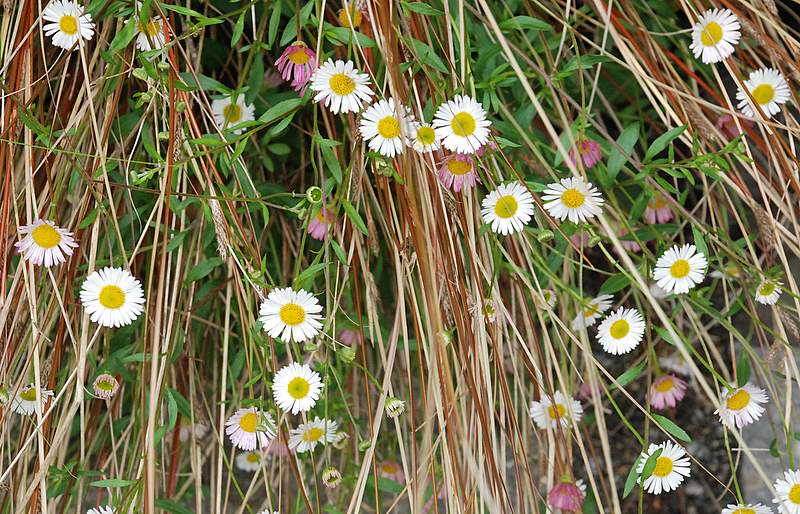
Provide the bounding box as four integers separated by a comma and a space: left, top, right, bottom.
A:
475, 140, 498, 157
649, 374, 687, 410
307, 207, 334, 241
378, 460, 404, 483
275, 41, 317, 94
548, 479, 586, 512
569, 231, 590, 247
715, 114, 750, 140
437, 154, 479, 192
568, 139, 602, 169
338, 328, 360, 346
644, 194, 674, 224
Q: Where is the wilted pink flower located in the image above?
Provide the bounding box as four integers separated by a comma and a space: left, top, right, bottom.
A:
715, 114, 750, 140
338, 328, 360, 346
307, 207, 334, 240
378, 460, 404, 483
578, 381, 596, 400
264, 439, 291, 457
548, 479, 586, 512
475, 140, 498, 157
649, 374, 687, 410
568, 139, 602, 169
437, 154, 479, 192
644, 194, 674, 224
618, 227, 641, 253
275, 41, 317, 94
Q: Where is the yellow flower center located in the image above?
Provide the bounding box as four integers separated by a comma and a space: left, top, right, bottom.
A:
669, 259, 690, 279
731, 509, 756, 514
583, 303, 599, 318
650, 195, 667, 209
655, 378, 674, 393
493, 195, 519, 219
20, 388, 38, 402
560, 188, 586, 209
726, 389, 750, 411
287, 46, 310, 65
304, 427, 325, 442
652, 456, 673, 478
59, 15, 79, 35
31, 224, 62, 249
98, 285, 126, 309
239, 412, 258, 433
279, 303, 306, 326
450, 112, 476, 137
609, 319, 630, 339
377, 116, 401, 139
446, 158, 472, 176
142, 20, 161, 37
382, 462, 398, 473
417, 126, 436, 145
547, 403, 566, 419
338, 7, 362, 28
329, 73, 356, 96
246, 452, 260, 463
752, 84, 775, 106
287, 377, 311, 400
223, 103, 242, 124
97, 379, 115, 391
759, 282, 776, 296
790, 484, 800, 505
700, 21, 723, 46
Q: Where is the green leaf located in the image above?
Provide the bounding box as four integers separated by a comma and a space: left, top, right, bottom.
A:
691, 225, 708, 262
405, 37, 449, 73
259, 98, 304, 125
267, 0, 282, 48
185, 258, 223, 283
330, 239, 348, 265
320, 145, 343, 184
610, 360, 646, 390
644, 125, 686, 162
342, 200, 368, 236
499, 16, 551, 32
606, 123, 639, 182
652, 414, 692, 443
108, 18, 138, 53
178, 72, 226, 92
402, 1, 444, 16
622, 456, 642, 499
231, 12, 245, 47
296, 262, 328, 290
599, 272, 630, 294
736, 352, 751, 387
89, 479, 135, 488
155, 499, 194, 514
640, 448, 663, 480
166, 392, 178, 430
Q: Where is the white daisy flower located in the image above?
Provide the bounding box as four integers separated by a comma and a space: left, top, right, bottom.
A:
529, 391, 583, 429
652, 244, 708, 294
408, 121, 440, 153
358, 98, 412, 158
736, 68, 791, 119
690, 8, 741, 64
212, 96, 255, 134
540, 289, 557, 309
715, 383, 768, 429
431, 95, 491, 154
541, 177, 604, 223
774, 469, 800, 514
178, 421, 210, 442
235, 450, 264, 472
42, 0, 95, 50
721, 503, 773, 514
134, 15, 166, 51
272, 362, 323, 414
288, 417, 339, 453
596, 307, 646, 355
480, 182, 535, 235
309, 59, 373, 115
12, 384, 54, 415
80, 267, 146, 328
635, 441, 691, 495
225, 407, 276, 451
570, 294, 613, 330
755, 279, 782, 305
86, 507, 114, 514
14, 219, 78, 267
259, 287, 323, 343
